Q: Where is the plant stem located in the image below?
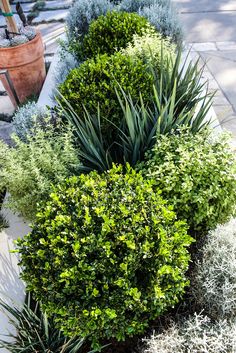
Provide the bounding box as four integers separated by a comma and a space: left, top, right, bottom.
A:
0, 0, 18, 34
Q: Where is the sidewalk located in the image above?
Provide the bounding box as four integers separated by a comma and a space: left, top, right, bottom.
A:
173, 0, 236, 138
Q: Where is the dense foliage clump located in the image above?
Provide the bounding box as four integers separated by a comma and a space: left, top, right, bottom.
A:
17, 164, 193, 349
0, 124, 80, 220
59, 52, 153, 134
138, 129, 236, 234
191, 219, 236, 320
143, 313, 236, 353
77, 11, 150, 60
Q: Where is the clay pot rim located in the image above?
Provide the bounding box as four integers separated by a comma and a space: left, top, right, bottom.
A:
0, 31, 40, 52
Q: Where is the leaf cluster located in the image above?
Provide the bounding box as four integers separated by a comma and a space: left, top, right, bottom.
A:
17, 164, 193, 349
143, 313, 236, 353
0, 295, 96, 353
58, 52, 154, 135
190, 219, 236, 320
138, 129, 236, 234
59, 50, 213, 172
76, 11, 150, 60
0, 123, 80, 220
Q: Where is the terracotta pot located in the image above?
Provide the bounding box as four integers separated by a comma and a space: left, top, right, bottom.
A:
0, 32, 46, 106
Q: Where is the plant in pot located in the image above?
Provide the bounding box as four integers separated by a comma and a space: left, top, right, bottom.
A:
0, 0, 46, 106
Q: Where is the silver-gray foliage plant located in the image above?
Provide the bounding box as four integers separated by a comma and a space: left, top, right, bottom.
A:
66, 0, 114, 40
0, 26, 36, 47
20, 26, 37, 40
119, 0, 183, 44
118, 0, 167, 12
191, 219, 236, 320
10, 34, 29, 47
12, 102, 48, 142
143, 314, 236, 353
53, 42, 79, 86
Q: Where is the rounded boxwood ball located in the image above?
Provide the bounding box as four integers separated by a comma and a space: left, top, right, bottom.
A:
17, 164, 193, 349
58, 52, 153, 135
76, 11, 150, 60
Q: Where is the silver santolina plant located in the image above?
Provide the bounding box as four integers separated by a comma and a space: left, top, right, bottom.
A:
66, 0, 114, 40
191, 219, 236, 320
53, 43, 79, 86
143, 314, 236, 353
10, 34, 29, 47
119, 0, 183, 43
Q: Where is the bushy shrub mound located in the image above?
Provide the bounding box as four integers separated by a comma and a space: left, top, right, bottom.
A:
66, 0, 114, 41
0, 124, 80, 220
143, 313, 236, 353
77, 11, 150, 59
17, 164, 193, 349
59, 52, 153, 134
191, 219, 236, 320
121, 27, 176, 71
138, 130, 236, 234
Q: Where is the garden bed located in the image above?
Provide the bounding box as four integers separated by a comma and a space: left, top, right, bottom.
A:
1, 1, 236, 353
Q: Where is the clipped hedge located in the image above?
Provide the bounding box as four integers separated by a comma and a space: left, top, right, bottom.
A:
138, 129, 236, 234
17, 164, 193, 349
58, 52, 153, 134
77, 11, 150, 60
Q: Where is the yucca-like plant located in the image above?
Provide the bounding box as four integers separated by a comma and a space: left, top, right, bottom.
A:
0, 295, 100, 352
58, 49, 214, 171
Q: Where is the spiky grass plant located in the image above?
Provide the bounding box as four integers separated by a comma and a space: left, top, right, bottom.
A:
58, 49, 213, 171
0, 295, 100, 352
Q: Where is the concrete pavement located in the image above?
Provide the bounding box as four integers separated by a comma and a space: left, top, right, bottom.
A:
173, 0, 236, 137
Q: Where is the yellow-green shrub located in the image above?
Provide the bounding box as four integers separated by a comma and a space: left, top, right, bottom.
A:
17, 164, 193, 349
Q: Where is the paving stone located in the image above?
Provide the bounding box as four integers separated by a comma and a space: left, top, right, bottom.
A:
34, 21, 65, 38
16, 0, 72, 13
0, 203, 31, 347
216, 41, 236, 51
32, 9, 68, 24
212, 92, 231, 106
202, 50, 236, 61
201, 52, 236, 111
191, 42, 218, 51
41, 0, 72, 10
177, 12, 236, 43
213, 105, 235, 123
173, 0, 236, 13
11, 0, 36, 3
0, 96, 15, 116
220, 114, 236, 138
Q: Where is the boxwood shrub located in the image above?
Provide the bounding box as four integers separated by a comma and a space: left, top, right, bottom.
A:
58, 52, 153, 134
17, 164, 193, 349
138, 129, 236, 234
77, 11, 150, 60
